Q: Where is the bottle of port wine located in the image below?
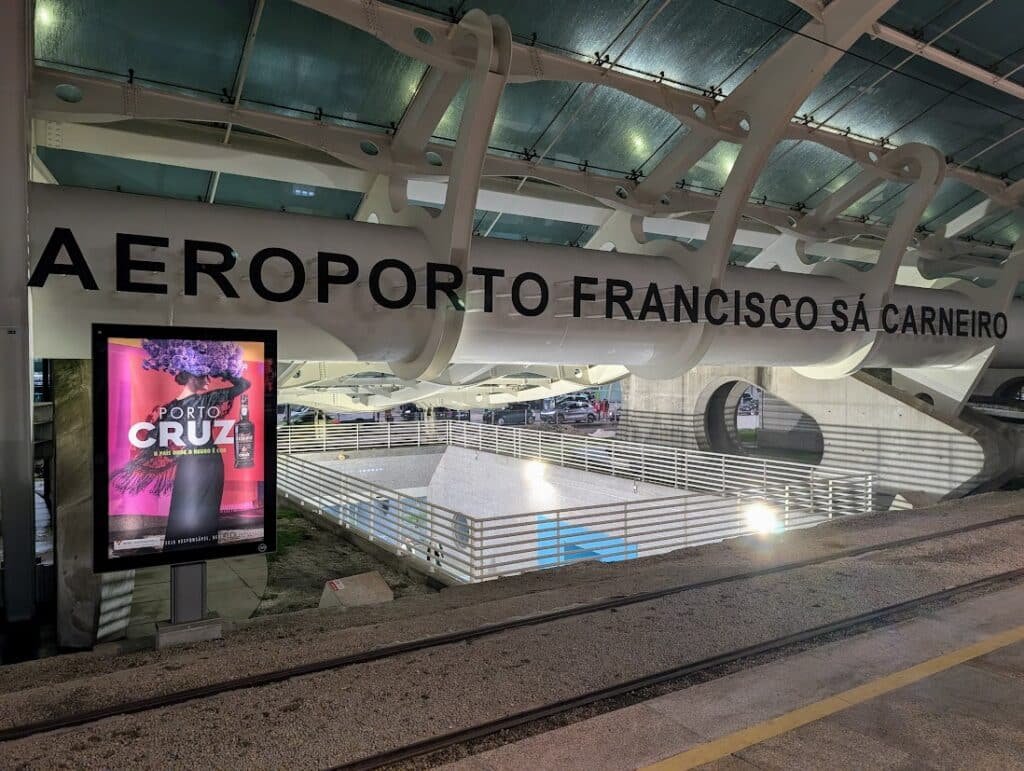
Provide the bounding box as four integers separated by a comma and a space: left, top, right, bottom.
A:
234, 394, 255, 468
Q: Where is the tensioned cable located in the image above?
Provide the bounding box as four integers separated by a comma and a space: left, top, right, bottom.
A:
483, 0, 671, 237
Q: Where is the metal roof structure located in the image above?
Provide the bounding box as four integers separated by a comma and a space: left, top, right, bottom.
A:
26, 0, 1024, 407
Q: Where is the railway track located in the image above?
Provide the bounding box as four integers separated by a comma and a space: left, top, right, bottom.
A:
334, 566, 1024, 770
1, 512, 1022, 745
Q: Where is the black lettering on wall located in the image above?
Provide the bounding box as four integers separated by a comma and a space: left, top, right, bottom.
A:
573, 276, 599, 318
705, 288, 728, 325
369, 258, 416, 309
317, 252, 358, 303
472, 266, 505, 313
426, 263, 464, 311
27, 227, 99, 290
250, 247, 305, 302
511, 272, 548, 317
605, 278, 635, 320
184, 240, 240, 298
116, 233, 168, 294
638, 282, 667, 322
674, 285, 699, 323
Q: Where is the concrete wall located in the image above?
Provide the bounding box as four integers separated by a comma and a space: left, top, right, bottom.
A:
305, 447, 444, 491
619, 366, 1019, 505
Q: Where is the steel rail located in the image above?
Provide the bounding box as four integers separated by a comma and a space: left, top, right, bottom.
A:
1, 513, 1022, 744
334, 565, 1024, 771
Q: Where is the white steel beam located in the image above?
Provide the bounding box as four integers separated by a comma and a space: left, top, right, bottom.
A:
871, 22, 1024, 103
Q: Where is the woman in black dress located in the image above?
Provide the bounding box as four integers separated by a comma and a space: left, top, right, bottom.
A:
113, 370, 250, 552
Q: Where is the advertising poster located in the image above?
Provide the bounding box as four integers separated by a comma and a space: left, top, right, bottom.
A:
93, 325, 277, 571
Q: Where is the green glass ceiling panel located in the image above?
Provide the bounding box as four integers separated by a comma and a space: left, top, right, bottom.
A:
37, 146, 210, 200
963, 210, 1024, 246
798, 37, 909, 132
404, 0, 649, 56
35, 0, 253, 96
475, 211, 595, 246
803, 161, 861, 210
841, 179, 910, 220
244, 0, 425, 129
683, 141, 741, 195
214, 174, 363, 218
868, 178, 984, 230
613, 0, 801, 94
751, 141, 855, 207
891, 94, 1022, 175
882, 0, 1024, 73
533, 85, 680, 175
435, 80, 579, 154
922, 185, 987, 230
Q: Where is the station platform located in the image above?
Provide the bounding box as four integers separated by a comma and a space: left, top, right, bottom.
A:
448, 584, 1024, 770
0, 491, 1022, 768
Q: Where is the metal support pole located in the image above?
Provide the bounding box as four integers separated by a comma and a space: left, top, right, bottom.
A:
0, 0, 35, 622
170, 562, 207, 625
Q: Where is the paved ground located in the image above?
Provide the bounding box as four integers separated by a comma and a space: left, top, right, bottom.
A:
0, 492, 1022, 768
448, 585, 1024, 770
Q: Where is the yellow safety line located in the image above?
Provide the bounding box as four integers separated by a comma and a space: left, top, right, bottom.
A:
643, 624, 1024, 771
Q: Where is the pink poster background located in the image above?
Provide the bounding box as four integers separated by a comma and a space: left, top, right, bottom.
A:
107, 339, 266, 520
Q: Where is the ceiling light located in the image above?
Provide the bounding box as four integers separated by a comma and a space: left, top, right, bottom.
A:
36, 3, 55, 28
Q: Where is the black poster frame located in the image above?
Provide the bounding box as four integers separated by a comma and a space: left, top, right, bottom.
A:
92, 323, 277, 572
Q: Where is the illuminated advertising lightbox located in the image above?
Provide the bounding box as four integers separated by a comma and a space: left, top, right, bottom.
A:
92, 325, 277, 572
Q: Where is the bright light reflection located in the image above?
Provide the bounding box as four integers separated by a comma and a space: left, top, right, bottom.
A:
36, 3, 55, 28
744, 501, 778, 535
524, 460, 546, 482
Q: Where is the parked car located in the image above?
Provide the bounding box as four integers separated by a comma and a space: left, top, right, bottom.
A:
540, 398, 597, 424
333, 412, 376, 423
400, 402, 424, 420
482, 406, 534, 425
433, 406, 471, 421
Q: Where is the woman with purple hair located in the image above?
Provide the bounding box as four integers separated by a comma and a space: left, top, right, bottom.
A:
113, 339, 250, 552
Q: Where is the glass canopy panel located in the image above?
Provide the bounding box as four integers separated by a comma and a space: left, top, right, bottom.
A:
476, 211, 596, 246
613, 0, 802, 94
214, 175, 363, 218
34, 0, 254, 97
383, 0, 646, 55
890, 92, 1023, 176
882, 0, 1023, 73
921, 184, 988, 230
798, 37, 909, 131
841, 179, 910, 220
36, 147, 211, 200
244, 0, 426, 130
435, 80, 580, 154
751, 141, 856, 207
866, 177, 988, 230
963, 210, 1024, 246
533, 85, 681, 175
683, 141, 741, 195
803, 161, 861, 210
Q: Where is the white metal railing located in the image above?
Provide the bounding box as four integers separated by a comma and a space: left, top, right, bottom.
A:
278, 420, 873, 517
277, 420, 874, 583
278, 453, 476, 581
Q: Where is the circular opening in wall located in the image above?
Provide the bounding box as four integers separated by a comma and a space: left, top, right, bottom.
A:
614, 185, 629, 200
359, 140, 379, 156
916, 392, 935, 406
868, 150, 879, 163
425, 151, 444, 167
55, 83, 83, 103
692, 104, 706, 119
414, 27, 434, 45
738, 117, 751, 132
659, 194, 672, 206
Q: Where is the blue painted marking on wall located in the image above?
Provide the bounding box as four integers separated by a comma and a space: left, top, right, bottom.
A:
536, 515, 636, 566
